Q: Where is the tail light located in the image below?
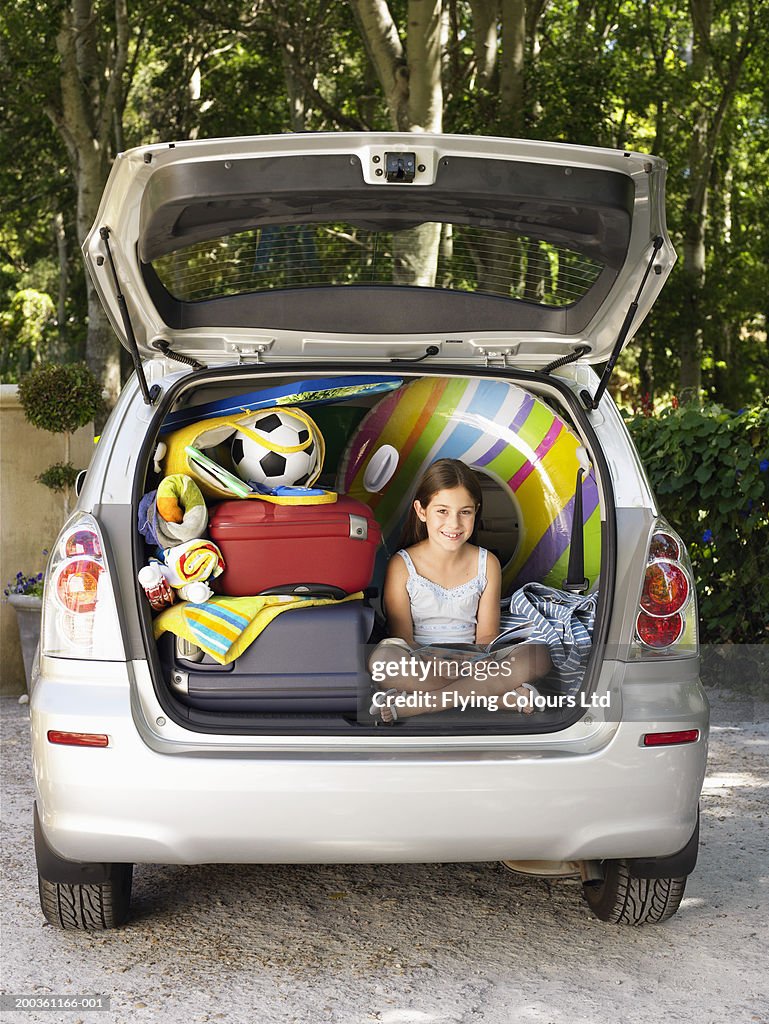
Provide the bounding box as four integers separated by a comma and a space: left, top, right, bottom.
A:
633, 524, 697, 655
41, 514, 125, 661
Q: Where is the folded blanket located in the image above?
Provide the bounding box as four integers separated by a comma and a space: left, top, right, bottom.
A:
153, 592, 364, 665
499, 583, 598, 695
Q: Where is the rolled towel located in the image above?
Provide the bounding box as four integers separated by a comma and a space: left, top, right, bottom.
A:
138, 474, 209, 549
163, 539, 225, 588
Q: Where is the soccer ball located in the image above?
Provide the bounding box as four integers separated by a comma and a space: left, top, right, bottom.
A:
230, 408, 321, 488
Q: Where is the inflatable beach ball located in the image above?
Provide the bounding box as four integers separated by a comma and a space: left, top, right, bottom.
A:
338, 377, 601, 593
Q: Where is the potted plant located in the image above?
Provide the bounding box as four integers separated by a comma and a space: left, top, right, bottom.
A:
6, 363, 103, 694
17, 362, 104, 514
4, 563, 46, 693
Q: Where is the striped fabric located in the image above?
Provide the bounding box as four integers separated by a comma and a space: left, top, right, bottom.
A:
185, 599, 251, 658
153, 592, 364, 665
498, 584, 599, 696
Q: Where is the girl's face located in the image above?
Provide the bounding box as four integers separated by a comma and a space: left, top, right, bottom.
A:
415, 486, 478, 550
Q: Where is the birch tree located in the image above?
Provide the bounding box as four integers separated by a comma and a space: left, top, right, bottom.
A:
44, 0, 133, 407
678, 0, 757, 399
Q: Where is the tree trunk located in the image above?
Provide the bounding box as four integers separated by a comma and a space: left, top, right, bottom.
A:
351, 0, 444, 286
45, 0, 130, 408
348, 0, 409, 130
53, 212, 70, 361
406, 0, 443, 132
679, 0, 754, 402
679, 0, 710, 400
280, 45, 307, 131
469, 0, 498, 88
499, 0, 526, 136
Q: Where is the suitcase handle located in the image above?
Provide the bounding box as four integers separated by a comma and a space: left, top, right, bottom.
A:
258, 583, 348, 600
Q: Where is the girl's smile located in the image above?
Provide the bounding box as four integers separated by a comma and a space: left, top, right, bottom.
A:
415, 486, 478, 549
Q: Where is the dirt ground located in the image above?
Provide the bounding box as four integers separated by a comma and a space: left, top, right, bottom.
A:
1, 688, 767, 1024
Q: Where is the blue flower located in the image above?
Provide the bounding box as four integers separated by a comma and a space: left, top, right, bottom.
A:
760, 459, 769, 473
702, 529, 714, 543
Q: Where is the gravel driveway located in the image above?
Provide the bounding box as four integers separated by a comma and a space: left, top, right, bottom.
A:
1, 690, 767, 1024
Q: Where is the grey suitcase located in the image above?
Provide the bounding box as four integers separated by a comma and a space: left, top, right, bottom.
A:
159, 600, 375, 713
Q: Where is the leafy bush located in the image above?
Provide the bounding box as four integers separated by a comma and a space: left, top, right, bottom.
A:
626, 402, 769, 646
36, 461, 79, 492
17, 361, 103, 434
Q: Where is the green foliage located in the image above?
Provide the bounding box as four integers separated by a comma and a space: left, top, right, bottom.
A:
2, 0, 767, 404
626, 402, 769, 645
35, 462, 79, 493
17, 362, 104, 434
0, 288, 56, 379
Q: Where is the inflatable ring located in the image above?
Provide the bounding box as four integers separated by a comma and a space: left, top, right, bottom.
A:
338, 377, 601, 593
163, 408, 328, 502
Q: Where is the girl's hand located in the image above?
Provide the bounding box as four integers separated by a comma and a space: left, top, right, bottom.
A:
475, 552, 502, 646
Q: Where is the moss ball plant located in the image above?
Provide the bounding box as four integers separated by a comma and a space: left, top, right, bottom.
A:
17, 362, 104, 512
17, 362, 104, 434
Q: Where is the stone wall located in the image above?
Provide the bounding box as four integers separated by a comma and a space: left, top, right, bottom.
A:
0, 385, 95, 694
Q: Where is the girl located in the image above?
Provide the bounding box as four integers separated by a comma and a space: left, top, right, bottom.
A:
369, 458, 551, 723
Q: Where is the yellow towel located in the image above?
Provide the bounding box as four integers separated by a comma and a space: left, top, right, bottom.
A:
153, 592, 364, 665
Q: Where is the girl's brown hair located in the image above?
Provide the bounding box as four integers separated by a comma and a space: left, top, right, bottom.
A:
400, 459, 483, 547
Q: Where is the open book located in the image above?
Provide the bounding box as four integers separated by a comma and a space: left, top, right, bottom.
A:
411, 620, 536, 663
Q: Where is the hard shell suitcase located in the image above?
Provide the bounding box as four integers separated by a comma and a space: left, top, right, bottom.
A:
159, 600, 375, 713
208, 495, 381, 597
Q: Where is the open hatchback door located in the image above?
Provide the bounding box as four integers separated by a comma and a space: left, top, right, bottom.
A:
83, 132, 675, 380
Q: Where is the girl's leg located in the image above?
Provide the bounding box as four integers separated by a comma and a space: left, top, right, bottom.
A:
368, 641, 460, 693
378, 643, 552, 721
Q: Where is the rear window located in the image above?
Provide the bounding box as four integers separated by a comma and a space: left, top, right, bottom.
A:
152, 222, 604, 309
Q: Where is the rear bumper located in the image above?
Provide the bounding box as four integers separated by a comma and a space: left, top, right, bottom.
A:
31, 665, 708, 868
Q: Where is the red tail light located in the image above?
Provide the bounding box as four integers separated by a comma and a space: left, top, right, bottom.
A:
635, 524, 695, 652
636, 610, 684, 648
640, 560, 690, 617
65, 529, 102, 559
648, 531, 681, 561
42, 514, 125, 661
55, 558, 103, 613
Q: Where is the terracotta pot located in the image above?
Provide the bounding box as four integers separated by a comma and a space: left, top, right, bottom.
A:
7, 593, 42, 692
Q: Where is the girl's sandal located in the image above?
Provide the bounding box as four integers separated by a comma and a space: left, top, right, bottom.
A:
369, 688, 400, 725
516, 682, 540, 715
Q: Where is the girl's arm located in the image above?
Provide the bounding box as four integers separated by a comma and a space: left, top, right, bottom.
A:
382, 553, 415, 644
475, 552, 502, 645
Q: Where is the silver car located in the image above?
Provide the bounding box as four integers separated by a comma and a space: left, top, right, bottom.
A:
31, 133, 707, 930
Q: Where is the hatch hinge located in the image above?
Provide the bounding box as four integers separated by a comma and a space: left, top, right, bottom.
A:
479, 348, 513, 368
99, 227, 161, 406
226, 342, 273, 364
150, 339, 205, 370
580, 236, 664, 411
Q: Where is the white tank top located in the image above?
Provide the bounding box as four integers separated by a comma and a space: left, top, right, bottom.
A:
398, 547, 488, 645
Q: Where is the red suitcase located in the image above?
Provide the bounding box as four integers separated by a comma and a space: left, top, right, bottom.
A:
208, 496, 382, 597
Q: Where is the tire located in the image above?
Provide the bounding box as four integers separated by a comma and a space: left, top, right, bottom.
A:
38, 865, 133, 930
582, 859, 686, 924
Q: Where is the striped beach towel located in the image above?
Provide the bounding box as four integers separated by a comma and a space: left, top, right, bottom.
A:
153, 592, 363, 665
499, 583, 598, 695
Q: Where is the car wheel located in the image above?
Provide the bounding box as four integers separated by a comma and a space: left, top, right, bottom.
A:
38, 865, 133, 930
582, 859, 686, 924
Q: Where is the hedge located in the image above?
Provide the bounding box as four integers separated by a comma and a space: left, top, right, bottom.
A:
624, 401, 769, 648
